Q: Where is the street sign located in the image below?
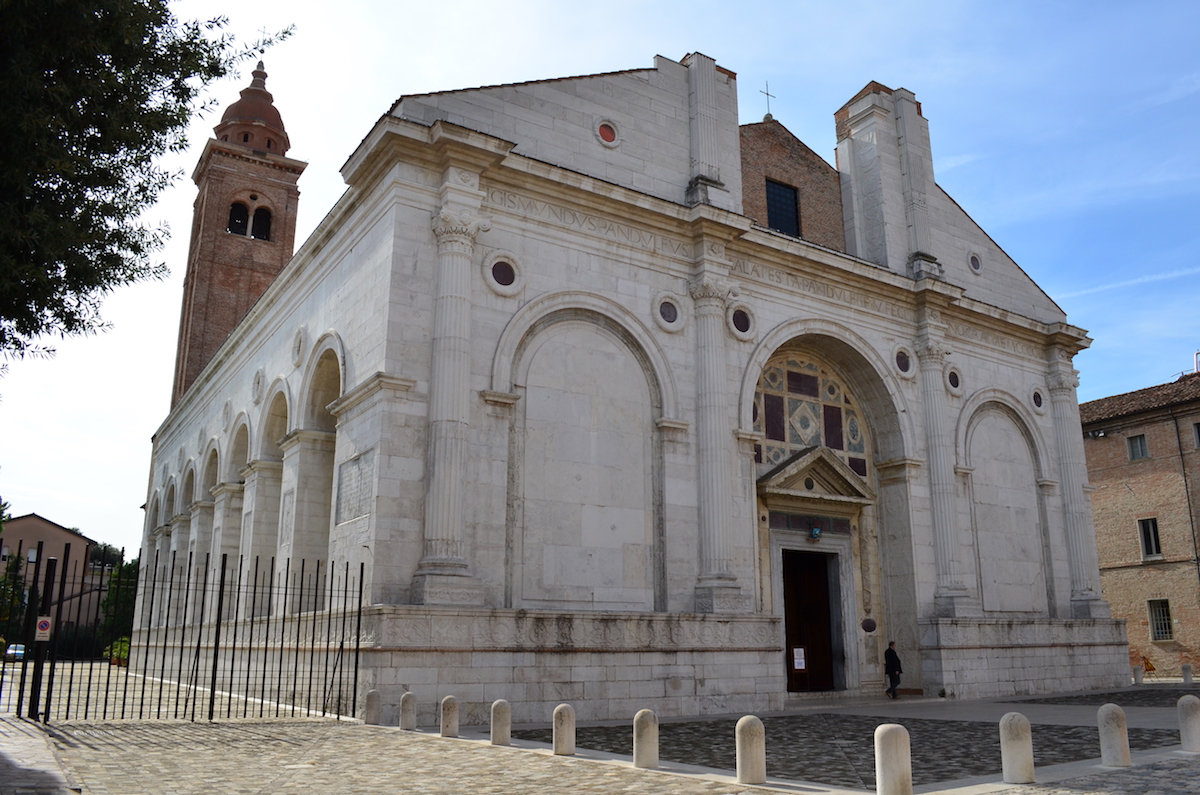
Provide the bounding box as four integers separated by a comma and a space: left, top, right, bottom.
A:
35, 617, 52, 641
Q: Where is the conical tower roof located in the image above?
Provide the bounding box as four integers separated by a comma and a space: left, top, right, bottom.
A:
214, 61, 290, 155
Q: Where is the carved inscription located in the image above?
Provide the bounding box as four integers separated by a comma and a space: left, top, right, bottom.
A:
945, 321, 1041, 359
729, 258, 915, 322
486, 188, 690, 257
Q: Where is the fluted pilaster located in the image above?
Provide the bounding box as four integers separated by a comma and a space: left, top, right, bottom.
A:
915, 331, 968, 608
1047, 364, 1108, 616
412, 197, 488, 606
689, 272, 743, 611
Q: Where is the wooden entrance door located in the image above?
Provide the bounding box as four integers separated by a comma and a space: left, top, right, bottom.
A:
782, 550, 836, 691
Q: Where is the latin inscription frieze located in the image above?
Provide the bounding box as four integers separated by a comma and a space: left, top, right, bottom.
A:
729, 258, 915, 322
945, 321, 1042, 359
485, 188, 690, 258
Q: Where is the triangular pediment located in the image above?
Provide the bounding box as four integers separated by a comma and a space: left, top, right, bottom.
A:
757, 446, 875, 505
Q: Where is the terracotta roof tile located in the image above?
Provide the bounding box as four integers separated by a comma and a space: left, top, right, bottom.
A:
1080, 371, 1200, 425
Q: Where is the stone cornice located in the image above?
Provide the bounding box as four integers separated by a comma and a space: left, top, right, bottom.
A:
328, 372, 418, 418
279, 429, 337, 452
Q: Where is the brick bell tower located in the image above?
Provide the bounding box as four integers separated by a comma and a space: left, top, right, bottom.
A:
171, 61, 307, 406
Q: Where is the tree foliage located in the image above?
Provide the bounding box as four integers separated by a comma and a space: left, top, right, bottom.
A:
0, 0, 290, 357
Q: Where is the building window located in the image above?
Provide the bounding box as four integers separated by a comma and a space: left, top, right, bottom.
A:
251, 207, 272, 241
765, 179, 800, 237
1139, 518, 1162, 558
227, 202, 249, 235
1149, 599, 1173, 641
1194, 422, 1200, 449
754, 353, 869, 476
1128, 434, 1149, 460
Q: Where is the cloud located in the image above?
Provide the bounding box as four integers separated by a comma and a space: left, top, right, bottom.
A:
1057, 265, 1200, 298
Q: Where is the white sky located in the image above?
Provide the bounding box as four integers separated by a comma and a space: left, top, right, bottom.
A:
3, 0, 1198, 553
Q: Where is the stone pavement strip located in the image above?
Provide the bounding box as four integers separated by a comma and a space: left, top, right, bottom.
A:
1, 716, 1199, 795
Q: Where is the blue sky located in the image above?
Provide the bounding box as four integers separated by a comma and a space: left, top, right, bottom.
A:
2, 0, 1197, 552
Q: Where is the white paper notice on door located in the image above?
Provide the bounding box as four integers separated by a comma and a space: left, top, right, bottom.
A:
793, 647, 806, 670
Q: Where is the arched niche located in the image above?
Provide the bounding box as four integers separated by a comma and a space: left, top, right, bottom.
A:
505, 306, 667, 612
741, 319, 916, 694
961, 399, 1053, 616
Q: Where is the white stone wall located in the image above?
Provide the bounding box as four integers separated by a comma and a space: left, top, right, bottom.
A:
140, 53, 1128, 713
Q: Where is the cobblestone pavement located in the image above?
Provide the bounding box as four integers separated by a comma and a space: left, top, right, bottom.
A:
5, 686, 1200, 795
514, 714, 1179, 788
1002, 685, 1200, 709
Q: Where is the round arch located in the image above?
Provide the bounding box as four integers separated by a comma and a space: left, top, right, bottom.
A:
490, 290, 680, 420
225, 417, 252, 481
297, 331, 346, 430
739, 317, 914, 462
257, 379, 293, 460
955, 389, 1052, 478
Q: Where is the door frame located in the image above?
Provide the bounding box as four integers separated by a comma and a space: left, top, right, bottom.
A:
772, 528, 860, 692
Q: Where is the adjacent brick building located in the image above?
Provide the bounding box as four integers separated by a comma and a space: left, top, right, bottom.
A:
1082, 370, 1200, 675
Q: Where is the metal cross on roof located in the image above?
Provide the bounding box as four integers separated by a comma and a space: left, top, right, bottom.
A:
760, 81, 776, 115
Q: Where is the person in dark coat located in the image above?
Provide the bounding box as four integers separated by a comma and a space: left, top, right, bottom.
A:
884, 641, 902, 699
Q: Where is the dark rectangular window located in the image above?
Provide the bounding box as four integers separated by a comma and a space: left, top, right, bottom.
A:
1140, 518, 1162, 558
823, 404, 844, 450
1149, 599, 1173, 641
764, 394, 786, 442
787, 371, 819, 396
1128, 434, 1149, 460
765, 179, 800, 237
1194, 422, 1200, 449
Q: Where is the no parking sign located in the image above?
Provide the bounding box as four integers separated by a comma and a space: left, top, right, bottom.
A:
35, 617, 52, 641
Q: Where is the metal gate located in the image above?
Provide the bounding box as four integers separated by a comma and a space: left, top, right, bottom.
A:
1, 543, 363, 723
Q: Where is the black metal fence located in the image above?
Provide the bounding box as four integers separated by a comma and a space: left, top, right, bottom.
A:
1, 545, 364, 724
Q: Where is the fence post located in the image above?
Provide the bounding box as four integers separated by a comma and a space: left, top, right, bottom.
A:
364, 690, 381, 725
735, 715, 766, 785
399, 691, 416, 730
1179, 695, 1200, 753
440, 694, 459, 738
1098, 703, 1131, 767
553, 703, 575, 755
633, 708, 658, 769
999, 712, 1035, 784
491, 699, 511, 746
874, 723, 912, 795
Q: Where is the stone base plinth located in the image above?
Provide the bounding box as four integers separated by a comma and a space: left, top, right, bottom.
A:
918, 617, 1129, 700
358, 605, 783, 725
409, 573, 485, 606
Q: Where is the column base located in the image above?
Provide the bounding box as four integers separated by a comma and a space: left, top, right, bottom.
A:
933, 592, 982, 618
694, 584, 750, 614
1070, 597, 1112, 619
411, 572, 485, 606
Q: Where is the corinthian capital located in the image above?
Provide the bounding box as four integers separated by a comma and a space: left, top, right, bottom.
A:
915, 339, 950, 363
432, 207, 491, 243
1047, 370, 1080, 394
688, 274, 738, 304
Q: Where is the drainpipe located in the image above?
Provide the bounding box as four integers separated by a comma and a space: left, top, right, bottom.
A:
1170, 409, 1200, 591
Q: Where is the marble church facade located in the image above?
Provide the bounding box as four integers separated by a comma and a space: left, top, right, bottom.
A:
138, 53, 1128, 723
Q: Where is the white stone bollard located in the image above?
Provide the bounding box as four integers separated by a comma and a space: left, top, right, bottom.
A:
1133, 665, 1144, 685
1179, 695, 1200, 752
999, 712, 1035, 784
1184, 664, 1194, 685
553, 703, 575, 755
440, 695, 459, 738
633, 709, 659, 769
735, 715, 767, 785
399, 691, 416, 731
1097, 703, 1131, 767
491, 699, 511, 746
874, 723, 913, 795
364, 689, 381, 725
